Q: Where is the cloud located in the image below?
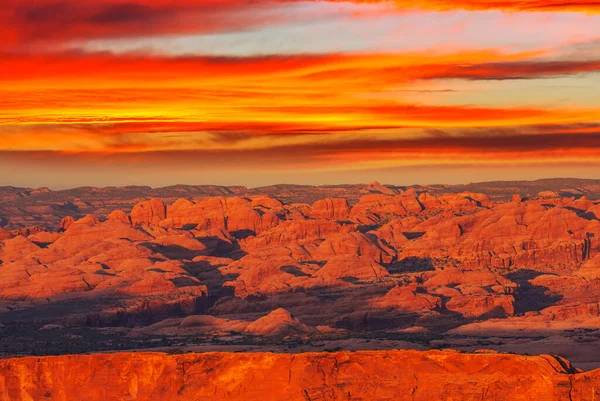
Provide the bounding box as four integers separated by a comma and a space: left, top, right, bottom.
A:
1, 0, 290, 46
385, 0, 600, 12
419, 60, 600, 80
1, 129, 599, 175
2, 122, 599, 188
2, 4, 599, 185
1, 51, 599, 151
3, 51, 600, 91
2, 0, 599, 47
2, 120, 599, 152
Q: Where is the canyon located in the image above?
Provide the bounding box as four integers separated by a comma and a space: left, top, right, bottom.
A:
1, 179, 600, 399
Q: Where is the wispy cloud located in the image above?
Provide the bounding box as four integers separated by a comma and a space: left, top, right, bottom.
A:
1, 0, 599, 186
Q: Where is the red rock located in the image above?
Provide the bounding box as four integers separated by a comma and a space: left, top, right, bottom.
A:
245, 243, 312, 262
27, 230, 60, 244
49, 217, 153, 257
59, 216, 75, 231
459, 191, 491, 207
400, 202, 600, 271
422, 220, 462, 244
417, 192, 442, 209
0, 235, 40, 264
366, 181, 397, 195
575, 254, 600, 279
446, 294, 515, 318
1, 184, 600, 369
349, 193, 424, 225
227, 202, 280, 234
588, 203, 600, 219
372, 283, 441, 313
243, 308, 316, 336
538, 190, 560, 198
177, 315, 249, 334
400, 190, 425, 213
149, 232, 210, 259
421, 268, 516, 317
423, 268, 516, 291
241, 219, 344, 251
572, 196, 594, 211
0, 350, 587, 401
249, 195, 283, 210
315, 255, 390, 282
224, 254, 319, 297
0, 227, 10, 240
418, 192, 483, 211
172, 197, 227, 230
284, 203, 312, 220
106, 209, 131, 224
373, 216, 425, 247
10, 226, 45, 237
350, 194, 408, 225
130, 198, 166, 226
117, 276, 177, 296
160, 198, 197, 228
160, 196, 281, 234
572, 367, 600, 399
309, 231, 395, 264
309, 198, 351, 220
540, 302, 600, 320
192, 227, 236, 255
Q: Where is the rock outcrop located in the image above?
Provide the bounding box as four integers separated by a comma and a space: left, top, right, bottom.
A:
0, 350, 594, 401
243, 308, 316, 336
0, 227, 11, 240
157, 196, 282, 235
309, 198, 351, 220
59, 216, 75, 231
130, 198, 166, 226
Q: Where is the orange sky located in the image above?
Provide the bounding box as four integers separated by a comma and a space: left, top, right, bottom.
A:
1, 0, 599, 188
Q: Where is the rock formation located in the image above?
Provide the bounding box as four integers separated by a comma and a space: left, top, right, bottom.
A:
309, 198, 351, 220
130, 198, 166, 226
0, 183, 599, 374
0, 350, 596, 401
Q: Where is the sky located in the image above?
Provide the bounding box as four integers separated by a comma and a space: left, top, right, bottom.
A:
1, 0, 600, 189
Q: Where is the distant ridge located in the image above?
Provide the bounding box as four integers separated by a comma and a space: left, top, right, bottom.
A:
1, 178, 599, 230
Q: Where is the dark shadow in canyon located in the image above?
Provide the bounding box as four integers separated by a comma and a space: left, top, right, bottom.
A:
505, 269, 563, 314
386, 256, 435, 274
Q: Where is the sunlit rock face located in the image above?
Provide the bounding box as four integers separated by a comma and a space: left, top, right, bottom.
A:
0, 350, 596, 401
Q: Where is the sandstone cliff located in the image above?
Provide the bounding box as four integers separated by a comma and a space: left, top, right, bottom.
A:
0, 350, 596, 401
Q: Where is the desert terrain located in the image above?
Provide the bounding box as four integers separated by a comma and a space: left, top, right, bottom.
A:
1, 178, 600, 399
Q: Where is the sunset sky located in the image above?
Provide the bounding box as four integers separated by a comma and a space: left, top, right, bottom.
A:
1, 0, 600, 189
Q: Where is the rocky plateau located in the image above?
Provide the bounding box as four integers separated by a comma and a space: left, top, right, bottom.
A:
1, 179, 600, 399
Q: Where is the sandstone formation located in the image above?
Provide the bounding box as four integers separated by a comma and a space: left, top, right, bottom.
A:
243, 308, 316, 336
131, 307, 318, 337
309, 198, 351, 220
1, 179, 598, 231
0, 350, 596, 401
59, 216, 74, 231
371, 283, 442, 313
0, 181, 599, 371
575, 254, 600, 279
130, 198, 166, 226
0, 227, 10, 240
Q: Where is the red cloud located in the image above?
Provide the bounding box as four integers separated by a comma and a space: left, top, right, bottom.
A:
1, 0, 290, 45
2, 0, 599, 46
